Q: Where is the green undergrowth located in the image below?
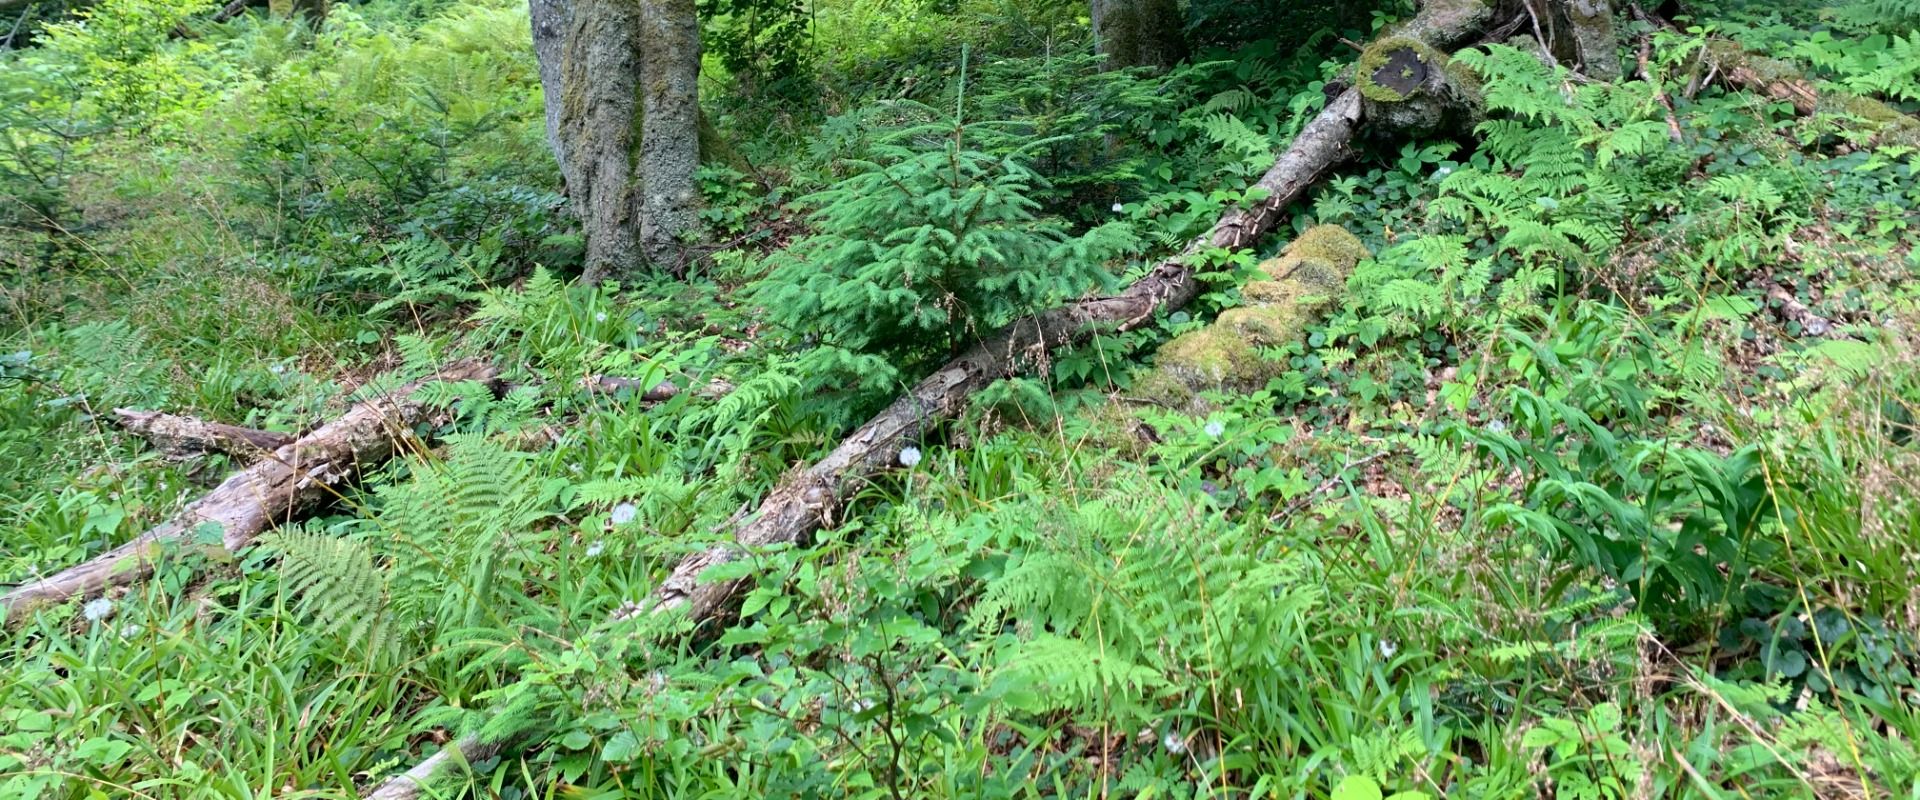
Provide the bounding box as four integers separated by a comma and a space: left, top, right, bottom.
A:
5, 1, 1920, 798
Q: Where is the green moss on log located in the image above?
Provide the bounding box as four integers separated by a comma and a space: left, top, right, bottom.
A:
1357, 37, 1447, 104
1142, 224, 1370, 406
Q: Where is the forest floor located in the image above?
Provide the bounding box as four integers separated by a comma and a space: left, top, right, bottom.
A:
5, 0, 1920, 798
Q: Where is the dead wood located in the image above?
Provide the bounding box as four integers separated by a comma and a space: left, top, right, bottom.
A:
1, 361, 501, 623
112, 409, 296, 461
578, 374, 734, 402
363, 4, 1498, 795
1700, 38, 1920, 147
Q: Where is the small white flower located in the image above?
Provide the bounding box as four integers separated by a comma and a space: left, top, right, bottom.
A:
1162, 730, 1186, 754
1435, 166, 1453, 178
1204, 420, 1225, 439
899, 446, 922, 468
609, 502, 638, 525
1111, 202, 1125, 213
1379, 639, 1398, 659
269, 364, 285, 375
83, 597, 114, 623
594, 312, 609, 322
585, 540, 605, 558
568, 463, 583, 474
120, 624, 141, 638
1488, 419, 1507, 434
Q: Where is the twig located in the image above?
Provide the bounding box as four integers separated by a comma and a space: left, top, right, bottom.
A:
1268, 450, 1393, 523
213, 0, 250, 21
1629, 6, 1685, 143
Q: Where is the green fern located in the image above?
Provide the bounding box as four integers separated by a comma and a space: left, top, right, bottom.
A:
261, 526, 396, 659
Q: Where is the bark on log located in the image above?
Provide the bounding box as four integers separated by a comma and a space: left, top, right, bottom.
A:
112, 409, 296, 460
1, 362, 501, 622
213, 0, 251, 21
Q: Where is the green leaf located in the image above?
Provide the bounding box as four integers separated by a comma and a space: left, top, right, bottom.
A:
1588, 702, 1622, 732
601, 731, 640, 762
1520, 726, 1562, 749
1333, 775, 1384, 800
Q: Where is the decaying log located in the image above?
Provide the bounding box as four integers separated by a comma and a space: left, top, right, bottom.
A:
577, 374, 734, 402
1388, 0, 1500, 51
1702, 39, 1920, 148
645, 86, 1375, 625
368, 78, 1370, 800
1357, 37, 1486, 135
363, 3, 1500, 795
112, 409, 296, 461
1, 361, 501, 622
213, 0, 251, 21
1140, 225, 1374, 410
362, 741, 508, 800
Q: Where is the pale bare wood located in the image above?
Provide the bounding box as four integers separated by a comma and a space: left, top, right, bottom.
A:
1, 361, 501, 622
112, 408, 296, 460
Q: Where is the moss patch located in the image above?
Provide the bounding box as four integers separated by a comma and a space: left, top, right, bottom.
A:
1218, 304, 1307, 347
1156, 328, 1268, 387
1357, 37, 1448, 104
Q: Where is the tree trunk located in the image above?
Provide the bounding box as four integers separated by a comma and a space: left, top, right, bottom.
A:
1, 362, 501, 623
529, 0, 571, 171
534, 0, 704, 283
1090, 0, 1186, 71
637, 0, 702, 274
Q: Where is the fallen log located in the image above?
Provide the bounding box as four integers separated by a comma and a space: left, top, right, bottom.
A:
364, 3, 1504, 794
366, 76, 1371, 800
112, 408, 296, 461
1, 361, 501, 622
1701, 38, 1920, 148
577, 374, 734, 402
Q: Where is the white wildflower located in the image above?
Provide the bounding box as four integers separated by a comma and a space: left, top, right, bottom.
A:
1379, 639, 1398, 659
1111, 202, 1125, 213
1204, 420, 1225, 439
1162, 730, 1186, 754
120, 624, 141, 638
899, 446, 922, 468
269, 364, 285, 375
1487, 419, 1507, 434
585, 540, 605, 558
595, 311, 609, 322
83, 597, 114, 623
568, 463, 583, 474
609, 502, 638, 525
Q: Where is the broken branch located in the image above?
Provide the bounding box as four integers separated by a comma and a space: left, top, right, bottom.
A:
111, 408, 296, 461
1, 361, 501, 623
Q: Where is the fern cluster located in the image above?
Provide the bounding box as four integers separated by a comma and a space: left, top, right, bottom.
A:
968, 477, 1320, 728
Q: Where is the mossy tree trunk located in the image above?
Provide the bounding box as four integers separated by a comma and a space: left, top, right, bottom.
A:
529, 0, 703, 282
1090, 0, 1185, 70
